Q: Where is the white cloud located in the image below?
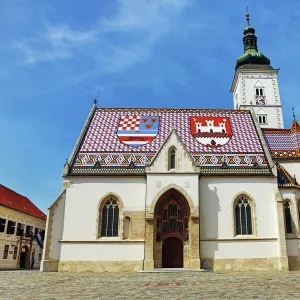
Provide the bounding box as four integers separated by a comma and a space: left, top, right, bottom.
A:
15, 0, 191, 71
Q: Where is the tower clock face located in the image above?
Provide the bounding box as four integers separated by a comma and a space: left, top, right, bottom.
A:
256, 96, 266, 105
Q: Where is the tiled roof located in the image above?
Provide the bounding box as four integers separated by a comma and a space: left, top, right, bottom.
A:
0, 184, 47, 221
70, 108, 271, 175
276, 163, 300, 189
263, 120, 300, 159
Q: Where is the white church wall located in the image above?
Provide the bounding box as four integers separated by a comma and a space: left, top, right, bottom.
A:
200, 176, 278, 240
48, 192, 66, 260
41, 190, 66, 272
201, 240, 278, 259
60, 242, 144, 261
62, 176, 146, 241
146, 174, 199, 208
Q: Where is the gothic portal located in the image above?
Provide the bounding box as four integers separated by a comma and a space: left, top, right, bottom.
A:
154, 189, 190, 268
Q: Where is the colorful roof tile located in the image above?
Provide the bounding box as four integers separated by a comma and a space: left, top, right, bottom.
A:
70, 107, 271, 175
0, 184, 47, 221
263, 120, 300, 159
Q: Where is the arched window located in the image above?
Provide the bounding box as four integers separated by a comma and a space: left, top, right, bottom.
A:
284, 200, 293, 234
258, 114, 267, 125
123, 217, 131, 239
101, 197, 119, 237
235, 196, 253, 235
168, 148, 176, 170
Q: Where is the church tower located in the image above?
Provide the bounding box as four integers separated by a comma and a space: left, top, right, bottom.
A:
231, 12, 284, 129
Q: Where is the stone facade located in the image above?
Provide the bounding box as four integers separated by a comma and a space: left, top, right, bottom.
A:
0, 205, 46, 269
123, 211, 145, 240
58, 260, 143, 272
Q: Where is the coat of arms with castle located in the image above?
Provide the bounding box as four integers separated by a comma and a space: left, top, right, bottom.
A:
190, 116, 233, 147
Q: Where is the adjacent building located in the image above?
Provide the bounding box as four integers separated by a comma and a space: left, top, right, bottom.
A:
41, 13, 300, 272
0, 184, 46, 269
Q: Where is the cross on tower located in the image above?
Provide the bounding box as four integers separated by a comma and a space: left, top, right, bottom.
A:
246, 6, 250, 26
292, 105, 296, 121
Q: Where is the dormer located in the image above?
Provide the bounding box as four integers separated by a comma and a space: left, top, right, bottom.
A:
146, 129, 199, 174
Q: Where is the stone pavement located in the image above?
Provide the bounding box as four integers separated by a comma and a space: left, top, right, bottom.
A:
1, 270, 300, 299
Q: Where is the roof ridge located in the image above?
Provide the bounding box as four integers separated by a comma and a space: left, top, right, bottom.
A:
95, 107, 249, 112
0, 184, 30, 200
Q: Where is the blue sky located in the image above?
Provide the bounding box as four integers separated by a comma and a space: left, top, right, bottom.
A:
0, 1, 299, 213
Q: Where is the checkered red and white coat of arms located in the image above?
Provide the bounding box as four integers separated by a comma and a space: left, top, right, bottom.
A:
117, 115, 159, 147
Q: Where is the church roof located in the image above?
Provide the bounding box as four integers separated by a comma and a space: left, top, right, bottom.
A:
276, 163, 300, 190
263, 120, 300, 159
0, 184, 47, 221
68, 107, 272, 176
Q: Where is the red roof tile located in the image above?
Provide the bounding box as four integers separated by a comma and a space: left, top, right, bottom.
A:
0, 184, 46, 221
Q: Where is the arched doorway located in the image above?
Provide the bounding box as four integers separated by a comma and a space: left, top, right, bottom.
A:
154, 189, 190, 268
162, 237, 183, 268
20, 246, 28, 268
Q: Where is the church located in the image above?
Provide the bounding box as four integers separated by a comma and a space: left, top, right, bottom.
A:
41, 13, 300, 272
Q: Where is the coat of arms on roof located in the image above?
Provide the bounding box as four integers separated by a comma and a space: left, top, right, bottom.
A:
117, 115, 159, 147
190, 117, 233, 147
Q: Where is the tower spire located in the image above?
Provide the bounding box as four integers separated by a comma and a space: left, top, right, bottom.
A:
235, 11, 272, 70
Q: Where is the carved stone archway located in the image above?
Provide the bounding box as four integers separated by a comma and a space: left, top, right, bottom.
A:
144, 187, 200, 270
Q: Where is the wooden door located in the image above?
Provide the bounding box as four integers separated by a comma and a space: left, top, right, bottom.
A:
162, 237, 183, 268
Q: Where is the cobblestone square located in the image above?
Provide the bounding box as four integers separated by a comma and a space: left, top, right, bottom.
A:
1, 270, 300, 299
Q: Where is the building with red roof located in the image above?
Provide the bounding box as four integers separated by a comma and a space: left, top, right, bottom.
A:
0, 184, 46, 269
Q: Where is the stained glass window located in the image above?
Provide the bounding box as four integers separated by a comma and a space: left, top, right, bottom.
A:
235, 196, 253, 235
101, 198, 119, 237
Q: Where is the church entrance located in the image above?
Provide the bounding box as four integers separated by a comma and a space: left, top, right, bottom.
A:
162, 237, 183, 268
154, 189, 190, 268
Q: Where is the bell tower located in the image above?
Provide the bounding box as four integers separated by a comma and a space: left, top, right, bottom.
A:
231, 12, 284, 129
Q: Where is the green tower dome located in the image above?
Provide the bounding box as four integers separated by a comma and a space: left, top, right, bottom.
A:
235, 13, 272, 70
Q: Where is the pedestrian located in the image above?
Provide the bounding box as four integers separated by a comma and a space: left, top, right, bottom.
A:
31, 254, 35, 268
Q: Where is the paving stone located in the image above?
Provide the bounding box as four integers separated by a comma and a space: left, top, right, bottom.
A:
0, 270, 300, 299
